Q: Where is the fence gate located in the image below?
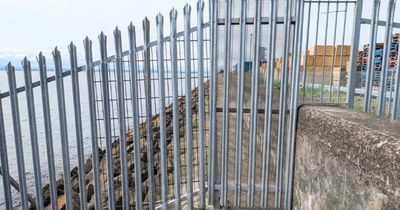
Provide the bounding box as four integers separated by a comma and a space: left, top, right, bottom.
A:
207, 0, 360, 209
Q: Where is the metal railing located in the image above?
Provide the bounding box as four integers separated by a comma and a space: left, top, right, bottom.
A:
0, 1, 210, 209
0, 0, 399, 210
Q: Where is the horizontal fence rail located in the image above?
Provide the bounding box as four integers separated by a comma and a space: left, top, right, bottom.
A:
0, 0, 399, 210
0, 1, 210, 209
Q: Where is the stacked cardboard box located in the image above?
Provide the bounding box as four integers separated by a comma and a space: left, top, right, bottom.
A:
273, 54, 293, 80
360, 34, 400, 90
353, 51, 364, 88
332, 67, 347, 87
302, 45, 351, 69
299, 45, 351, 86
388, 33, 399, 90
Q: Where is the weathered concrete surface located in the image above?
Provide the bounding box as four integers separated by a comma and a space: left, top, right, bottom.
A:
294, 105, 400, 210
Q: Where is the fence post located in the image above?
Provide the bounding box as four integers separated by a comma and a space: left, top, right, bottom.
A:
337, 2, 349, 102
128, 23, 144, 210
142, 17, 156, 210
378, 0, 396, 116
38, 53, 58, 210
346, 0, 363, 108
221, 0, 232, 207
208, 0, 219, 206
99, 32, 116, 210
22, 57, 44, 210
276, 0, 293, 207
196, 0, 206, 208
114, 27, 130, 210
247, 0, 261, 207
83, 37, 102, 209
364, 0, 381, 113
329, 3, 339, 102
261, 0, 277, 207
169, 9, 182, 209
392, 41, 400, 119
156, 14, 169, 210
53, 47, 73, 210
320, 2, 331, 102
0, 90, 13, 210
285, 0, 305, 209
234, 0, 247, 206
69, 42, 88, 210
6, 63, 29, 210
302, 2, 311, 100
311, 2, 321, 102
183, 4, 194, 209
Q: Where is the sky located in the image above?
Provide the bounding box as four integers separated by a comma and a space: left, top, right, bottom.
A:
0, 0, 399, 70
0, 0, 200, 69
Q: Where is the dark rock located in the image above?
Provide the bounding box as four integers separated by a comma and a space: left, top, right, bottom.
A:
86, 184, 94, 202
42, 80, 210, 209
42, 184, 51, 206
85, 158, 93, 173
70, 166, 78, 178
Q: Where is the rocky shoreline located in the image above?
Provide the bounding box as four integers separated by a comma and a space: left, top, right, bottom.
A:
39, 81, 209, 209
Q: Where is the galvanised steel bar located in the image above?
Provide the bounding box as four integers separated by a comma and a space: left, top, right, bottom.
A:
53, 48, 73, 210
284, 0, 305, 209
22, 57, 44, 210
346, 0, 363, 108
142, 17, 156, 210
247, 0, 261, 207
156, 14, 169, 209
183, 5, 194, 208
234, 0, 247, 206
169, 9, 182, 209
99, 32, 116, 210
38, 53, 58, 210
329, 3, 339, 102
388, 70, 395, 116
378, 0, 397, 117
6, 63, 29, 210
208, 0, 219, 205
84, 37, 102, 210
261, 0, 277, 207
387, 71, 396, 116
302, 2, 312, 101
311, 2, 321, 102
113, 27, 130, 209
361, 18, 400, 28
215, 16, 297, 26
0, 23, 212, 100
337, 2, 349, 102
221, 0, 232, 207
69, 42, 87, 210
128, 23, 143, 210
392, 51, 400, 120
306, 0, 356, 2
275, 0, 293, 207
363, 0, 381, 113
0, 90, 13, 210
196, 0, 206, 208
320, 2, 331, 102
150, 46, 158, 115
0, 166, 36, 204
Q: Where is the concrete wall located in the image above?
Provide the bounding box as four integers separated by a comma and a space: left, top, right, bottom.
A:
293, 105, 400, 210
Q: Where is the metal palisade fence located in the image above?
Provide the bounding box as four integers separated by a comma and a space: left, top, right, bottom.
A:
0, 0, 399, 210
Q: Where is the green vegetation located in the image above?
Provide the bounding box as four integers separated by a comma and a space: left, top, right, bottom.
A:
299, 85, 394, 118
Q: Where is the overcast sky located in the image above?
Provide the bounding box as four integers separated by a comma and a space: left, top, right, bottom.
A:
0, 0, 200, 69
